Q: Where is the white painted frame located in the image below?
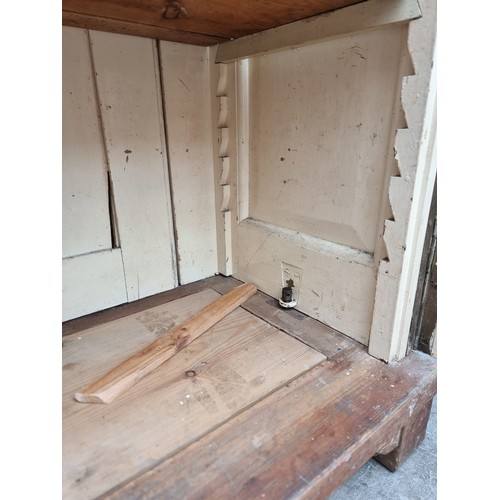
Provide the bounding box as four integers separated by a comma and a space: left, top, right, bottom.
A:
213, 0, 437, 362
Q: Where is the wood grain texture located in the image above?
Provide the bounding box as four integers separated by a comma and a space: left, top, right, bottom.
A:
75, 283, 257, 403
63, 0, 365, 42
63, 11, 227, 45
62, 276, 225, 336
63, 288, 325, 499
209, 276, 359, 358
105, 348, 436, 499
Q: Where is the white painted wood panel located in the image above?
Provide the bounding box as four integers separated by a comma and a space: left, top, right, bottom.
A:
159, 42, 218, 284
247, 25, 406, 253
89, 30, 177, 301
62, 27, 111, 258
233, 24, 410, 344
235, 219, 376, 344
62, 249, 127, 321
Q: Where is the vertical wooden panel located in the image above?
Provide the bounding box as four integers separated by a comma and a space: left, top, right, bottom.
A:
247, 26, 405, 253
159, 42, 218, 284
89, 30, 178, 301
62, 27, 111, 258
62, 27, 129, 321
233, 26, 408, 344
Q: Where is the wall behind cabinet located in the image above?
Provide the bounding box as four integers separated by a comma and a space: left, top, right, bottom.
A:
62, 27, 217, 321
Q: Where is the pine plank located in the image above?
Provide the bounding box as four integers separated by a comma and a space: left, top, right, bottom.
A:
63, 0, 364, 42
106, 348, 436, 499
63, 11, 227, 45
74, 283, 257, 403
62, 288, 326, 499
89, 30, 178, 302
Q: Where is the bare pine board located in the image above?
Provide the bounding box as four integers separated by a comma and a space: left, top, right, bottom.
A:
74, 283, 256, 403
106, 348, 436, 499
62, 288, 325, 499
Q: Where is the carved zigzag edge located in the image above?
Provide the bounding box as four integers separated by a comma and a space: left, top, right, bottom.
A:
370, 0, 436, 361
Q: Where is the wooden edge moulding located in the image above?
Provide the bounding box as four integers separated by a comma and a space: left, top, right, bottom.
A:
75, 283, 257, 403
368, 0, 437, 362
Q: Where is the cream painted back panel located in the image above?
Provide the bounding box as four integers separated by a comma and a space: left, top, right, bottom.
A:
89, 30, 178, 302
63, 28, 178, 320
62, 27, 128, 320
248, 26, 405, 253
234, 25, 410, 344
159, 42, 218, 285
63, 28, 219, 321
62, 27, 111, 259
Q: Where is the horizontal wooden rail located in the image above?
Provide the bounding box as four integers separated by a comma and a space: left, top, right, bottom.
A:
216, 0, 421, 63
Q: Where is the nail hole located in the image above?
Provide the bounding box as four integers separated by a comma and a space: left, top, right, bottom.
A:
185, 370, 196, 378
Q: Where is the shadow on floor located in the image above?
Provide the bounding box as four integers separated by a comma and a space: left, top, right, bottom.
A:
330, 396, 437, 500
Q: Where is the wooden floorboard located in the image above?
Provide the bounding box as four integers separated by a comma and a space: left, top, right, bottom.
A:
63, 286, 325, 499
62, 276, 437, 499
62, 276, 229, 336
104, 348, 436, 499
210, 276, 360, 358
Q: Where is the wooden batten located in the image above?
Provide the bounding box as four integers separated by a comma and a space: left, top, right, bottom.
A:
63, 284, 326, 498
74, 283, 257, 403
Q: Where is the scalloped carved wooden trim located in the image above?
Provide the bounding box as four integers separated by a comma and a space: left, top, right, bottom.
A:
210, 50, 238, 275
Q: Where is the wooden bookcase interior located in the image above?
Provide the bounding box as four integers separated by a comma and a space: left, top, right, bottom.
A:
62, 0, 436, 363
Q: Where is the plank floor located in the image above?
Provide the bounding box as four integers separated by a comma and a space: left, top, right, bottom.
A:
62, 276, 437, 499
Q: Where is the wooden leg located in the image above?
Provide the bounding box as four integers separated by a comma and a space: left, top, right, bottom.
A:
375, 397, 434, 471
